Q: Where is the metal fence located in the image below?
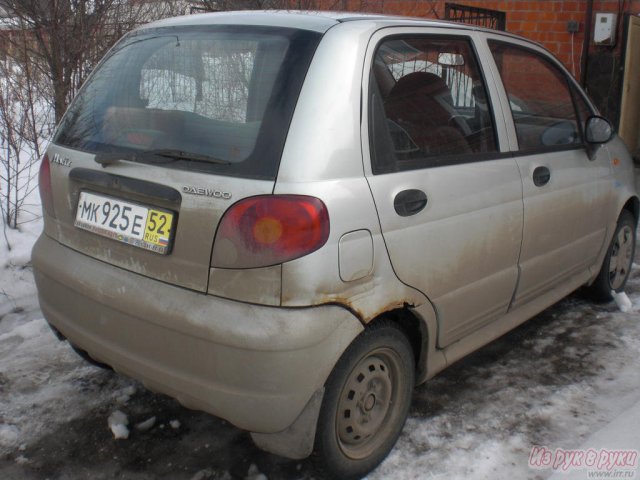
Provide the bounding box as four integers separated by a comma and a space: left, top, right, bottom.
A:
444, 3, 506, 31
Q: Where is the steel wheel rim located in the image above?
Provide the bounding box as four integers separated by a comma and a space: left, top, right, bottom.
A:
335, 347, 403, 460
609, 225, 634, 291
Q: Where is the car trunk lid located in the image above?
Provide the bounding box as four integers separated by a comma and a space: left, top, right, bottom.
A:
43, 24, 321, 292
46, 145, 274, 292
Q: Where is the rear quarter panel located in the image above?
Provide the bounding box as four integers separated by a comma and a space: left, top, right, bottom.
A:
275, 22, 430, 319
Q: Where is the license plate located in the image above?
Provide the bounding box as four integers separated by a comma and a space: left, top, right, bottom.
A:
75, 191, 174, 254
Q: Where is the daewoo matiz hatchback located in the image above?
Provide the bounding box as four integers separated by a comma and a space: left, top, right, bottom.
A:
33, 11, 638, 479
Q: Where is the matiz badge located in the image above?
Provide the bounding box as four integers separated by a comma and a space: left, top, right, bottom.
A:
51, 153, 71, 167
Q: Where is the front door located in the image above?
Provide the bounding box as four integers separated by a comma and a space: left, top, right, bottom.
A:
486, 39, 612, 306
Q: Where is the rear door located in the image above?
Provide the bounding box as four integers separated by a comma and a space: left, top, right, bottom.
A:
45, 25, 320, 292
363, 29, 523, 348
485, 38, 612, 307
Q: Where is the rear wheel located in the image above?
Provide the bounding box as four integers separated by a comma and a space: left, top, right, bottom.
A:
587, 210, 636, 301
314, 322, 415, 480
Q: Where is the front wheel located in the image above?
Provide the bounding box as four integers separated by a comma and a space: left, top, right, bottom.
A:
313, 322, 415, 480
587, 210, 637, 301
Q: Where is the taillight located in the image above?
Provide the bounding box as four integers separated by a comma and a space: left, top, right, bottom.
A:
38, 154, 56, 218
211, 195, 330, 269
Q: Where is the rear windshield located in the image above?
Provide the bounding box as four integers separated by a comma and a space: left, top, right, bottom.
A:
54, 25, 321, 180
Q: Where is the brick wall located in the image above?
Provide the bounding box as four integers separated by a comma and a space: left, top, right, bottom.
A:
311, 0, 640, 122
459, 0, 589, 76
370, 1, 639, 80
319, 1, 640, 81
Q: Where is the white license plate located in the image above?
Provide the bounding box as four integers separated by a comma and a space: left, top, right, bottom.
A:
75, 191, 174, 254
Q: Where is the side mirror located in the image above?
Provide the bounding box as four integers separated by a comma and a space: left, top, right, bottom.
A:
585, 116, 613, 144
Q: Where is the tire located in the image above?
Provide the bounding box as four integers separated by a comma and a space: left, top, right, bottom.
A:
313, 322, 415, 480
587, 210, 637, 301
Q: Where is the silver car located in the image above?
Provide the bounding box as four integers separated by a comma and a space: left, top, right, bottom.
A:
33, 11, 638, 479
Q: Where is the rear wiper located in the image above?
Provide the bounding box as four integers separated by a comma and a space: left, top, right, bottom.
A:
94, 151, 138, 167
95, 149, 230, 167
145, 149, 231, 165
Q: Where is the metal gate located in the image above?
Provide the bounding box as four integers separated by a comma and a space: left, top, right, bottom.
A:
444, 3, 506, 31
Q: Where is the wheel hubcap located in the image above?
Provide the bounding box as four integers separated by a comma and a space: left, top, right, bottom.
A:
609, 225, 634, 291
364, 394, 376, 411
336, 348, 401, 460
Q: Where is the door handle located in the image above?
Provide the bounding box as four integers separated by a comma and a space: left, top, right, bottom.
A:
394, 189, 428, 217
533, 166, 551, 187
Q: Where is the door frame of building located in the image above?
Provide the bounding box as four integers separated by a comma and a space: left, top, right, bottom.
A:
619, 14, 640, 160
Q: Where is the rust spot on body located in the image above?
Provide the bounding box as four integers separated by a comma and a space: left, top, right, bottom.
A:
314, 293, 415, 325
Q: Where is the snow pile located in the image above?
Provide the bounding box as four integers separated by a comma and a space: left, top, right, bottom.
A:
107, 410, 130, 440
245, 463, 267, 480
613, 291, 633, 312
0, 217, 42, 320
114, 385, 137, 404
135, 416, 156, 432
191, 469, 232, 480
0, 424, 19, 448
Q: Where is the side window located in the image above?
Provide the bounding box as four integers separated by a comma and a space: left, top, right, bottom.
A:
488, 41, 582, 151
369, 36, 498, 174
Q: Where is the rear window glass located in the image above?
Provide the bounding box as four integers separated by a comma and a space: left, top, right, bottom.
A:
54, 25, 321, 180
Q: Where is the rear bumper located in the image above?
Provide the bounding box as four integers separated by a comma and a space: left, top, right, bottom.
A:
32, 234, 363, 433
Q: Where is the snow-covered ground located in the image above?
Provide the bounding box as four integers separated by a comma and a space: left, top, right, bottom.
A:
1, 202, 639, 479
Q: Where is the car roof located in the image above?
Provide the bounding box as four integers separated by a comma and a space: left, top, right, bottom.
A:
143, 10, 536, 47
146, 10, 475, 33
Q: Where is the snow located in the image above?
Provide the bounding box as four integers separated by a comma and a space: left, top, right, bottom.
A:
0, 425, 19, 448
368, 263, 640, 480
548, 399, 640, 479
613, 290, 633, 312
107, 410, 130, 440
0, 216, 41, 320
1, 180, 640, 478
245, 463, 268, 480
115, 385, 137, 404
135, 416, 157, 432
0, 204, 139, 464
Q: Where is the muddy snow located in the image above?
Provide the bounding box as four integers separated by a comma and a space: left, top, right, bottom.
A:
1, 219, 639, 479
